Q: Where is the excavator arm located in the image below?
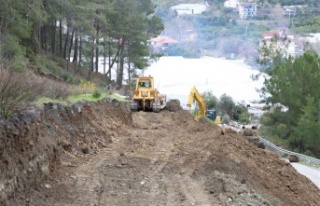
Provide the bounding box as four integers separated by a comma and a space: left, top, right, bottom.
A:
187, 86, 206, 120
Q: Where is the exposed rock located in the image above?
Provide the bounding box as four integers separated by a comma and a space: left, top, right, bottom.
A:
165, 99, 182, 112
242, 128, 256, 136
289, 155, 299, 162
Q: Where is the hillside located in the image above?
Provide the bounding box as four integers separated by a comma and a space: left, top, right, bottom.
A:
154, 0, 320, 63
1, 100, 319, 206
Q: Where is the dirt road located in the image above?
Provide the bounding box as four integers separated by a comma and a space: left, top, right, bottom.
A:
7, 104, 320, 206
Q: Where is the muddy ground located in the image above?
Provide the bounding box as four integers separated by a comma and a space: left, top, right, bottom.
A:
2, 99, 320, 206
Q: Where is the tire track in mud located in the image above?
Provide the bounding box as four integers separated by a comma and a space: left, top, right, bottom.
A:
40, 111, 180, 206
130, 111, 214, 206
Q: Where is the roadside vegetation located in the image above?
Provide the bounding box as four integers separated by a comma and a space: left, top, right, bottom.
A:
0, 0, 162, 119
257, 40, 320, 158
202, 91, 251, 125
0, 69, 123, 119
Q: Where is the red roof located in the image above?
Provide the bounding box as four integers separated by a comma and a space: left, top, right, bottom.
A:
149, 36, 179, 44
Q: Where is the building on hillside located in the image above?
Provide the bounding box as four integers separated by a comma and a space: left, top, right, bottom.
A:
181, 29, 197, 41
224, 0, 239, 9
283, 6, 297, 17
148, 36, 180, 53
238, 2, 257, 19
170, 4, 207, 16
261, 29, 297, 57
248, 108, 265, 124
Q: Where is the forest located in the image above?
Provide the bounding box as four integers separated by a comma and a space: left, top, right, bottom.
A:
258, 47, 320, 158
0, 0, 163, 86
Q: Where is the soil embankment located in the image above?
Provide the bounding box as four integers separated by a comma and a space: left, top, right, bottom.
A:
1, 99, 319, 206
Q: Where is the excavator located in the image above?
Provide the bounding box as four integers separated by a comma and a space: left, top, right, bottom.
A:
187, 86, 221, 124
130, 76, 166, 112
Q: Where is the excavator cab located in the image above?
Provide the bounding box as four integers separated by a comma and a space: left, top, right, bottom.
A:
206, 109, 221, 124
187, 86, 206, 120
206, 109, 217, 121
187, 86, 221, 124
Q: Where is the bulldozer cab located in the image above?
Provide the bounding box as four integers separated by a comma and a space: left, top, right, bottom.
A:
138, 81, 152, 88
135, 77, 153, 89
131, 76, 166, 112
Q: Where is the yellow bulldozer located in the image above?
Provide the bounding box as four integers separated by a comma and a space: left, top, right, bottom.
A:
130, 76, 166, 112
187, 86, 221, 124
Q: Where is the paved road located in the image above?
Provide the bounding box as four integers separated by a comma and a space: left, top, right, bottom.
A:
291, 163, 320, 188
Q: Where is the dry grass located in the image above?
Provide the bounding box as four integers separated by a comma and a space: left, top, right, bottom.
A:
0, 69, 87, 119
0, 69, 46, 118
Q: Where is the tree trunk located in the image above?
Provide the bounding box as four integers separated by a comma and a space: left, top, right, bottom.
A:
67, 29, 74, 71
103, 38, 106, 75
95, 25, 100, 73
52, 20, 56, 55
116, 39, 125, 88
108, 32, 112, 80
73, 35, 79, 73
63, 26, 69, 59
59, 20, 63, 57
32, 25, 40, 55
43, 25, 47, 53
79, 36, 82, 68
38, 27, 42, 50
91, 38, 95, 72
127, 59, 131, 84
106, 45, 121, 80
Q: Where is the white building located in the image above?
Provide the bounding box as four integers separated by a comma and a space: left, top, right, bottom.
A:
262, 30, 297, 57
171, 4, 207, 16
238, 2, 257, 19
224, 0, 239, 9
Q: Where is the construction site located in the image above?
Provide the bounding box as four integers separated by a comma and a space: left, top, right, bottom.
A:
1, 96, 320, 206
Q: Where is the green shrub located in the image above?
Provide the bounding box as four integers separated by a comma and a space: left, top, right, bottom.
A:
44, 81, 71, 99
107, 90, 113, 95
222, 114, 231, 124
2, 34, 26, 61
92, 88, 102, 99
304, 150, 314, 157
34, 55, 61, 74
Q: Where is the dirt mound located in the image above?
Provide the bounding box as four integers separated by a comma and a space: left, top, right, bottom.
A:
165, 99, 183, 111
242, 127, 256, 136
1, 98, 132, 205
4, 101, 320, 206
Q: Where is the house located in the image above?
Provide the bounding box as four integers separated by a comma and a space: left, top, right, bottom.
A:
148, 36, 180, 53
261, 29, 297, 57
283, 6, 297, 17
170, 4, 207, 16
283, 5, 305, 17
238, 2, 257, 19
224, 0, 239, 9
